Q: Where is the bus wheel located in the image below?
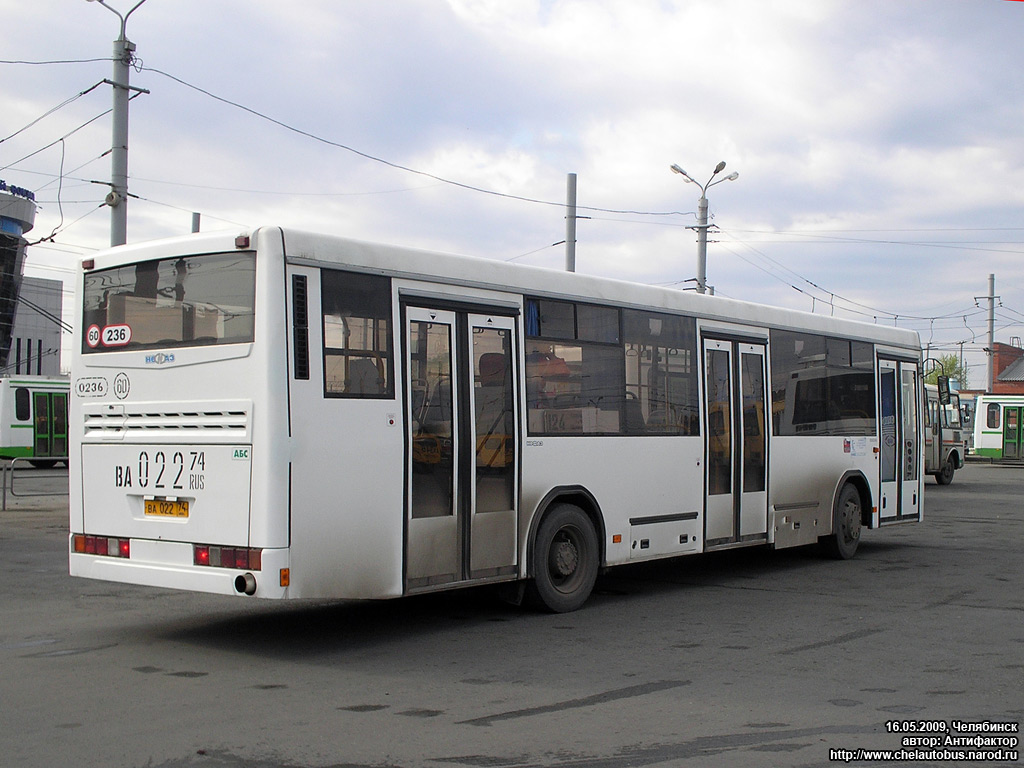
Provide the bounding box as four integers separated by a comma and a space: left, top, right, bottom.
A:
820, 483, 862, 560
936, 457, 955, 485
528, 504, 599, 613
28, 459, 58, 469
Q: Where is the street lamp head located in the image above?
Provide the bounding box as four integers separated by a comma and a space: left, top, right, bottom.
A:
713, 161, 726, 174
725, 172, 739, 181
670, 164, 695, 184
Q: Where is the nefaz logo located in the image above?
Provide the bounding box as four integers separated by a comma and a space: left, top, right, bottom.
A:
145, 352, 175, 365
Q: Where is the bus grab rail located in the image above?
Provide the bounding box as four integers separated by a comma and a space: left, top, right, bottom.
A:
2, 457, 70, 511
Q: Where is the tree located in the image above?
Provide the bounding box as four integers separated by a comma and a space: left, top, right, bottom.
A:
924, 353, 969, 389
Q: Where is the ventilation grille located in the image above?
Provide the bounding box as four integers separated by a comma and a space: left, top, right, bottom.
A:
84, 409, 249, 435
292, 274, 310, 380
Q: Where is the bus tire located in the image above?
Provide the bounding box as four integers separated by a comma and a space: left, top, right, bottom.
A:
820, 483, 862, 560
28, 459, 58, 469
527, 504, 599, 613
936, 457, 955, 485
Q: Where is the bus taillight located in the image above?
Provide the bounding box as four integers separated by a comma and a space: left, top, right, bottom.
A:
193, 544, 262, 571
73, 535, 130, 559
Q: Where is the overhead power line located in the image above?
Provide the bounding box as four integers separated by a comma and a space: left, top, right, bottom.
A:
1, 81, 106, 144
0, 107, 112, 173
141, 66, 691, 219
0, 58, 113, 65
17, 294, 73, 334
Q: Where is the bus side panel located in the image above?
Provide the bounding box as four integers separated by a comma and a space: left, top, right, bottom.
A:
520, 436, 704, 569
0, 384, 32, 458
973, 396, 1000, 458
245, 230, 291, 554
285, 266, 405, 600
769, 436, 879, 544
0, 382, 20, 457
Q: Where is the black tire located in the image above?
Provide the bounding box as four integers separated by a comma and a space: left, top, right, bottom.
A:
820, 483, 862, 560
527, 504, 599, 613
28, 459, 58, 469
935, 457, 955, 485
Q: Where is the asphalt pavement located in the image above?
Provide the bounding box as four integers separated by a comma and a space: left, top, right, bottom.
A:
1, 463, 1021, 768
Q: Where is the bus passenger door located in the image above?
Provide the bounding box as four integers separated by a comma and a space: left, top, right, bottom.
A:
924, 393, 940, 472
1003, 407, 1021, 459
702, 338, 768, 547
405, 308, 460, 587
466, 314, 518, 580
878, 359, 921, 521
32, 391, 67, 459
900, 364, 921, 518
404, 306, 519, 591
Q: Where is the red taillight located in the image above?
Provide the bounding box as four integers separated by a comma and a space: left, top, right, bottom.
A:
194, 546, 210, 566
222, 548, 238, 568
192, 544, 262, 571
72, 535, 130, 558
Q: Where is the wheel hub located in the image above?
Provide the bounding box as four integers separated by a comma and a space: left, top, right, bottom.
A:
843, 501, 861, 541
551, 538, 578, 577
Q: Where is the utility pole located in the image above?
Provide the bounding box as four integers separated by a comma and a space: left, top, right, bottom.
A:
565, 173, 577, 272
987, 273, 996, 393
87, 0, 150, 247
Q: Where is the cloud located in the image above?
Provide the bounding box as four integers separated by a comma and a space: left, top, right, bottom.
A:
5, 0, 1024, 381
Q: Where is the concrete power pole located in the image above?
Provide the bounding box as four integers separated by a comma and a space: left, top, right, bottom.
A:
89, 0, 150, 247
565, 173, 577, 273
988, 273, 996, 393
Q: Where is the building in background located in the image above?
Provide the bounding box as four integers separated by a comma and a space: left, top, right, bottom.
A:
988, 341, 1024, 396
0, 180, 36, 372
9, 276, 64, 376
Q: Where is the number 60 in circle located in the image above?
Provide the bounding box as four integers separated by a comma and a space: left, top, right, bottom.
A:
102, 324, 132, 347
86, 324, 101, 348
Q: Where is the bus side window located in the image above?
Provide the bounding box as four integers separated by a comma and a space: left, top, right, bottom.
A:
321, 270, 394, 399
524, 298, 623, 435
987, 403, 1000, 430
15, 388, 30, 421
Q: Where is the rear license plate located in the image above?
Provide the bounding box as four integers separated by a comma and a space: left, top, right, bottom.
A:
144, 499, 189, 518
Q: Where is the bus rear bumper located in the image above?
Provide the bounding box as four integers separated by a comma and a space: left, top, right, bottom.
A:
69, 538, 290, 599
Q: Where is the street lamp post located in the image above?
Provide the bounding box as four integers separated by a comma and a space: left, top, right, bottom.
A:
670, 161, 739, 295
86, 0, 150, 247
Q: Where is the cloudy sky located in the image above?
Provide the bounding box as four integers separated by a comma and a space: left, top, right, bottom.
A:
3, 0, 1024, 385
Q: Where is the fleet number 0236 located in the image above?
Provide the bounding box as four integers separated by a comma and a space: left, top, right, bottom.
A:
114, 451, 206, 491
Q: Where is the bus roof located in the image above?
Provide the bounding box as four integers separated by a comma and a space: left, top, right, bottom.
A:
83, 226, 922, 352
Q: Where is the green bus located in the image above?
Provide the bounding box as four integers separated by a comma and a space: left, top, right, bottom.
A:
0, 376, 70, 467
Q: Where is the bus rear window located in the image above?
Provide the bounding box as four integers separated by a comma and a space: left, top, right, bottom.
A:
82, 252, 256, 353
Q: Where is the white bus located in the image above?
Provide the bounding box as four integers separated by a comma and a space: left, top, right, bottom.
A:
972, 394, 1024, 460
69, 228, 924, 612
0, 375, 70, 467
923, 383, 966, 484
